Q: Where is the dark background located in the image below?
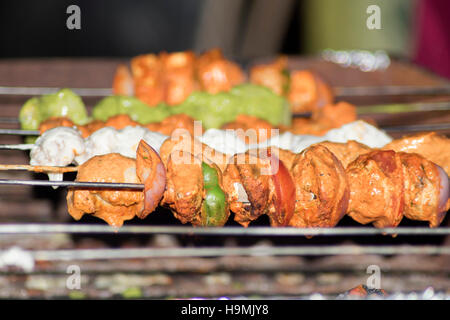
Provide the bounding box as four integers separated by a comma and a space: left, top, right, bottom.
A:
0, 0, 303, 58
0, 0, 449, 78
0, 0, 204, 57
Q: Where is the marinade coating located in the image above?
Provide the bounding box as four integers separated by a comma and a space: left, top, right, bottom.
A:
67, 153, 144, 228
289, 145, 349, 228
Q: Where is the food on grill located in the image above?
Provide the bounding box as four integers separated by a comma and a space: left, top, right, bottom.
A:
249, 57, 334, 113
30, 120, 392, 175
289, 145, 349, 228
312, 140, 371, 168
115, 49, 245, 106
19, 88, 89, 131
346, 150, 405, 228
145, 114, 198, 136
39, 114, 199, 138
288, 102, 357, 136
346, 150, 450, 228
39, 98, 356, 142
22, 84, 291, 132
159, 133, 229, 172
221, 114, 277, 143
67, 141, 165, 227
161, 151, 229, 226
52, 131, 449, 228
219, 101, 357, 141
107, 83, 292, 129
19, 51, 361, 137
400, 153, 449, 227
128, 52, 191, 106
26, 108, 449, 229
92, 95, 171, 124
196, 49, 245, 94
30, 127, 85, 181
266, 149, 296, 227
383, 132, 450, 176
344, 285, 387, 298
136, 140, 166, 216
161, 139, 296, 227
287, 70, 334, 113
199, 161, 229, 226
250, 56, 289, 96
67, 153, 145, 228
38, 117, 76, 135
227, 147, 448, 228
161, 151, 204, 225
112, 64, 134, 96
114, 50, 338, 114
31, 123, 442, 227
223, 151, 273, 227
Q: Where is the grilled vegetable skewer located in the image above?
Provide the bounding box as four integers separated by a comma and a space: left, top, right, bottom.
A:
7, 132, 448, 229
159, 135, 449, 229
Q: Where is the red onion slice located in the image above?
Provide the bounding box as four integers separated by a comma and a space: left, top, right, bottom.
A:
436, 163, 450, 215
136, 140, 166, 218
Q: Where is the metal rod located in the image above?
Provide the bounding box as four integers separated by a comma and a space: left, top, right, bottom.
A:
0, 86, 112, 97
0, 85, 449, 97
1, 122, 450, 139
0, 164, 78, 173
0, 144, 33, 150
16, 245, 450, 261
0, 129, 39, 135
0, 224, 449, 236
334, 85, 450, 97
383, 123, 450, 133
0, 117, 19, 124
0, 102, 448, 128
356, 102, 450, 114
292, 102, 450, 118
0, 179, 144, 189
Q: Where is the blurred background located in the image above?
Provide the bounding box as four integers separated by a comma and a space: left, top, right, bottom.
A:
0, 0, 448, 78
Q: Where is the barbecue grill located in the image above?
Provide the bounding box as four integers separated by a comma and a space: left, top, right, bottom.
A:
0, 57, 449, 300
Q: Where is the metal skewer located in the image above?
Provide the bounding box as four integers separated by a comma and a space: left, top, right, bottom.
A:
0, 86, 112, 97
0, 144, 34, 150
334, 85, 450, 97
383, 123, 450, 133
0, 129, 40, 135
0, 164, 78, 173
293, 102, 450, 118
0, 223, 449, 236
0, 85, 449, 97
1, 122, 449, 141
1, 101, 449, 124
0, 117, 19, 124
14, 244, 450, 261
0, 179, 144, 189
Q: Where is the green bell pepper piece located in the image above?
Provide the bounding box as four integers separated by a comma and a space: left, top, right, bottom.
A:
201, 162, 229, 227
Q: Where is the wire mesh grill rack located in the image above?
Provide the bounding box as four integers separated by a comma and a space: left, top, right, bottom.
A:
0, 222, 449, 300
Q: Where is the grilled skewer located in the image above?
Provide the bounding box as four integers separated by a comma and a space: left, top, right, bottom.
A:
2, 123, 450, 138
1, 102, 449, 125
0, 86, 112, 97
0, 140, 448, 227
0, 164, 78, 173
7, 133, 449, 230
0, 179, 143, 189
1, 103, 450, 139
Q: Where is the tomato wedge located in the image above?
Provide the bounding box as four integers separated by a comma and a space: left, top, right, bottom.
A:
267, 149, 296, 226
